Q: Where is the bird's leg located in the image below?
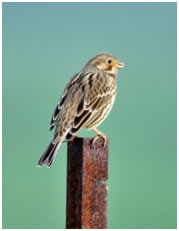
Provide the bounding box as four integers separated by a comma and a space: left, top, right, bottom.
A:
92, 128, 108, 146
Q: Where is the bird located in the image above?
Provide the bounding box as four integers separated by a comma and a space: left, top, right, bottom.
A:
37, 53, 124, 167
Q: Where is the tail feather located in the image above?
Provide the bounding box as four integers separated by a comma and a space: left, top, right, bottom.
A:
37, 141, 61, 167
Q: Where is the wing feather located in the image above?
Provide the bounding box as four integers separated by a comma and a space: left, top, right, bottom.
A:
49, 94, 66, 131
49, 72, 83, 131
51, 70, 112, 138
68, 71, 111, 136
71, 112, 92, 134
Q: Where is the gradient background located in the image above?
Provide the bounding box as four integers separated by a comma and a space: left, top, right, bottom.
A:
2, 2, 177, 229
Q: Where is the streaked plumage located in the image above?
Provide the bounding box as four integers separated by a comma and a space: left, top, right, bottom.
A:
37, 53, 124, 167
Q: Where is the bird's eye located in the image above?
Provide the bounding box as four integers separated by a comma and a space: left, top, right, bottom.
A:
107, 59, 112, 64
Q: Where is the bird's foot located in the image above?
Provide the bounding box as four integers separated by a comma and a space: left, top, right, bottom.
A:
92, 128, 107, 146
92, 134, 107, 146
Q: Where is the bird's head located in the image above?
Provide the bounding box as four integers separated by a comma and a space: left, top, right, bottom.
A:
86, 53, 124, 75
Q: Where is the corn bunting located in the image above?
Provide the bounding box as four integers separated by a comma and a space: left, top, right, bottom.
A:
38, 53, 124, 167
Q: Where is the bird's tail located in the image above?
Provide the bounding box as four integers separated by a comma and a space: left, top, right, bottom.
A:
37, 140, 62, 167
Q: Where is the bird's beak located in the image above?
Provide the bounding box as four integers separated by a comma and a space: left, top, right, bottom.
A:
116, 62, 125, 69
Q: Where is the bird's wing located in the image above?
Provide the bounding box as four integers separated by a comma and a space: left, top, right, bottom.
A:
49, 72, 84, 131
67, 71, 113, 137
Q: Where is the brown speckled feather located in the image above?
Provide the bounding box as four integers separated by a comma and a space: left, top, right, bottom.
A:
38, 53, 124, 167
63, 71, 117, 138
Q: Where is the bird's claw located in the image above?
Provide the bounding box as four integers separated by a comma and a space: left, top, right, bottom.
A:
92, 134, 107, 147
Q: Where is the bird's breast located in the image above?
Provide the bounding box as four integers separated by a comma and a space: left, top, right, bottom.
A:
105, 74, 117, 95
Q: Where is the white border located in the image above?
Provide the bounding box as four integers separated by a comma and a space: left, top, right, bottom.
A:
1, 1, 177, 230
0, 0, 178, 2
0, 1, 2, 230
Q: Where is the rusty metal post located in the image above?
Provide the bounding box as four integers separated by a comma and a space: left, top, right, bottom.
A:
66, 137, 108, 229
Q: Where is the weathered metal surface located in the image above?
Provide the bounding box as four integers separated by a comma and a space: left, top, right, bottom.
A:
66, 137, 108, 229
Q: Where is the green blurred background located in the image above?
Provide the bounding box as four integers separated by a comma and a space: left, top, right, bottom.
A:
2, 2, 177, 229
